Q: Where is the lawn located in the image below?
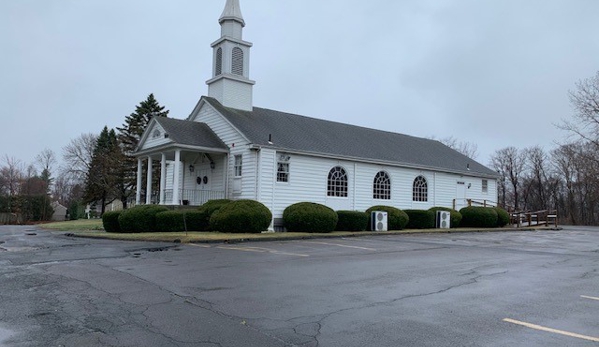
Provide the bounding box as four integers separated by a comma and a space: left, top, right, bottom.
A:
41, 219, 104, 231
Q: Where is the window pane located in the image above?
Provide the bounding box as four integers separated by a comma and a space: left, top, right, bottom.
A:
373, 171, 391, 200
327, 166, 348, 197
412, 175, 428, 202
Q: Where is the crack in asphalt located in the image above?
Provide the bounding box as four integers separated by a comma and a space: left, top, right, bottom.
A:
277, 268, 510, 347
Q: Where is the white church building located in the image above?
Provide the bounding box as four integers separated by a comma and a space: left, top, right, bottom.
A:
134, 0, 499, 226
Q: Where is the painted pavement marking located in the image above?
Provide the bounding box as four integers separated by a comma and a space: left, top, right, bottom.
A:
503, 318, 599, 343
581, 295, 599, 302
217, 245, 309, 257
188, 243, 211, 248
303, 241, 376, 251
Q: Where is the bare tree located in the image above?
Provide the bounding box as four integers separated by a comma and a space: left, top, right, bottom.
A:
35, 148, 56, 174
490, 147, 526, 210
62, 133, 98, 182
522, 146, 549, 210
559, 71, 599, 150
432, 136, 479, 160
0, 155, 24, 196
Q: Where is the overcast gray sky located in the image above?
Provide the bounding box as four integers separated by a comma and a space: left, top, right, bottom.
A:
2, 0, 598, 171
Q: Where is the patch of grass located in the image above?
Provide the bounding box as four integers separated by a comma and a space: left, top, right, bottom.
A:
58, 226, 541, 244
40, 219, 104, 231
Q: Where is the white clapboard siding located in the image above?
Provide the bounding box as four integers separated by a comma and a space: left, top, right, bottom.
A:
190, 102, 246, 147
140, 122, 171, 150
261, 152, 498, 218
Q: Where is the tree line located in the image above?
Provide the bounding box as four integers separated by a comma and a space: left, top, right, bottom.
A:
0, 94, 169, 222
490, 72, 599, 225
2, 72, 599, 225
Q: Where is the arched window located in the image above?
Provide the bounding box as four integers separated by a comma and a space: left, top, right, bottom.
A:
413, 175, 428, 202
215, 47, 223, 76
232, 47, 244, 75
327, 166, 348, 197
373, 171, 391, 200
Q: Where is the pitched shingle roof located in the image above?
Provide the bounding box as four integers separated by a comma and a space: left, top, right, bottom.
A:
154, 117, 228, 150
204, 97, 498, 177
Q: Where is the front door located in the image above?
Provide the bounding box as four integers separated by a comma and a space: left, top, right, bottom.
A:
199, 169, 211, 191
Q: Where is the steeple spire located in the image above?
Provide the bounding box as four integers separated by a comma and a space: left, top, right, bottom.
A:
220, 0, 245, 27
206, 0, 255, 111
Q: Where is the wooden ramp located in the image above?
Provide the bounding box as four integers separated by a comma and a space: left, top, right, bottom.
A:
511, 210, 558, 228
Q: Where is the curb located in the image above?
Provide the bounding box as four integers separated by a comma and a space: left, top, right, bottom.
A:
62, 226, 563, 245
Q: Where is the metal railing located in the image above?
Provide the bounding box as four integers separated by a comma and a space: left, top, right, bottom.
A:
163, 189, 225, 206
452, 199, 497, 210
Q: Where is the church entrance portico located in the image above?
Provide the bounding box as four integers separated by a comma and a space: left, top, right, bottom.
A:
135, 148, 228, 207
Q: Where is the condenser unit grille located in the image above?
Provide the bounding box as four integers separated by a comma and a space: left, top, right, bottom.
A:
371, 211, 388, 231
436, 211, 451, 229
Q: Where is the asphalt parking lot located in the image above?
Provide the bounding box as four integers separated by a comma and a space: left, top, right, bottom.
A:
0, 225, 598, 346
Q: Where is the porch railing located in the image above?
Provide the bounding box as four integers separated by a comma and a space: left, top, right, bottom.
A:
164, 189, 225, 206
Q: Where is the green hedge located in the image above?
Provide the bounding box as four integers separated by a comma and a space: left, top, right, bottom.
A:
197, 199, 232, 231
118, 205, 170, 233
283, 202, 338, 233
156, 211, 185, 233
459, 206, 498, 228
209, 200, 272, 233
102, 211, 122, 233
365, 205, 409, 231
156, 210, 206, 232
404, 209, 435, 229
335, 210, 368, 231
494, 207, 510, 227
429, 207, 462, 228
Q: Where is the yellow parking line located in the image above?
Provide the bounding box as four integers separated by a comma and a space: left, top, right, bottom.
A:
305, 241, 376, 251
581, 295, 599, 301
503, 318, 599, 342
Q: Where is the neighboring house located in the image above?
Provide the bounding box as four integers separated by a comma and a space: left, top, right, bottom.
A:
51, 202, 68, 221
135, 0, 499, 228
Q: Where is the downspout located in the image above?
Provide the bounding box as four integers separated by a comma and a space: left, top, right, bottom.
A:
255, 148, 261, 201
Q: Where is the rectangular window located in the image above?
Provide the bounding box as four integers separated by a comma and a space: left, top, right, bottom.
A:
482, 179, 488, 193
277, 162, 289, 182
234, 155, 242, 177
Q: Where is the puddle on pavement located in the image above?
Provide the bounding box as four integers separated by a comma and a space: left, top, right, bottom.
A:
0, 327, 15, 346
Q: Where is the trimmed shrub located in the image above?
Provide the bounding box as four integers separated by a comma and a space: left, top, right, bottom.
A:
209, 200, 272, 233
404, 209, 435, 229
335, 210, 368, 231
156, 210, 206, 232
459, 206, 498, 228
494, 207, 510, 227
156, 211, 185, 232
118, 205, 170, 233
183, 210, 206, 231
365, 205, 409, 231
102, 211, 122, 233
197, 199, 232, 231
283, 202, 338, 233
429, 207, 462, 228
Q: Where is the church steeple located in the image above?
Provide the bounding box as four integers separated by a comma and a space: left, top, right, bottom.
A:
206, 0, 255, 111
220, 0, 245, 28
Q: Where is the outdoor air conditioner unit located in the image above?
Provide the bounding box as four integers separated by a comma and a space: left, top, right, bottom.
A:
436, 211, 451, 228
371, 211, 388, 231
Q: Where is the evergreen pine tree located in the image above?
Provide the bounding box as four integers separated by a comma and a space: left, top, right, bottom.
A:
117, 94, 169, 207
83, 127, 120, 215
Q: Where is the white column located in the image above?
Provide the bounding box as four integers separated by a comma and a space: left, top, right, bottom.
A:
136, 158, 143, 205
159, 153, 166, 205
173, 149, 181, 205
146, 156, 153, 204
